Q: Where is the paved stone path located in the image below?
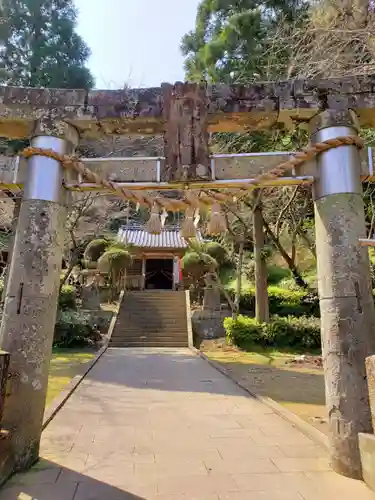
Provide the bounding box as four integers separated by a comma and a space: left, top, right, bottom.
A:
1, 348, 375, 500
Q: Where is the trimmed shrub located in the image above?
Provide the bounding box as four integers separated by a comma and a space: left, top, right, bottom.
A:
59, 285, 77, 310
224, 315, 264, 346
84, 238, 109, 263
228, 286, 320, 317
182, 251, 217, 281
224, 314, 321, 350
204, 241, 228, 266
54, 310, 101, 347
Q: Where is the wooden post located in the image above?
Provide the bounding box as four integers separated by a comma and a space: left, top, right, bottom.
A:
311, 110, 375, 479
162, 82, 210, 182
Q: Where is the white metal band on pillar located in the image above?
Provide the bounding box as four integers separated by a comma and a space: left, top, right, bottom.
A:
24, 136, 69, 204
311, 126, 362, 199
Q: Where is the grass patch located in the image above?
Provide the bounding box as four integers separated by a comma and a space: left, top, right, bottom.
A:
46, 348, 95, 407
201, 340, 327, 434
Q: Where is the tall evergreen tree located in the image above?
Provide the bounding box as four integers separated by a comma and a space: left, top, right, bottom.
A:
181, 0, 308, 83
0, 0, 94, 89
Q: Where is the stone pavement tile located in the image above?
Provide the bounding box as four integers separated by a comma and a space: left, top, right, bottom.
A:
132, 444, 157, 456
84, 451, 155, 469
278, 444, 326, 458
204, 456, 279, 475
219, 491, 304, 500
271, 456, 331, 472
235, 415, 261, 428
229, 403, 274, 416
134, 459, 208, 478
207, 427, 264, 439
73, 481, 151, 500
150, 438, 217, 454
5, 464, 62, 487
258, 421, 303, 436
57, 461, 134, 486
155, 449, 222, 465
249, 431, 313, 446
156, 472, 238, 496
217, 443, 285, 459
299, 471, 375, 500
71, 439, 135, 455
50, 453, 89, 472
189, 419, 243, 432
232, 471, 309, 492
0, 482, 78, 500
153, 495, 219, 500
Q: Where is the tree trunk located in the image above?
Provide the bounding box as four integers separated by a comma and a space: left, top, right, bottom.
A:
262, 215, 309, 289
298, 228, 317, 260
253, 192, 269, 323
233, 241, 244, 319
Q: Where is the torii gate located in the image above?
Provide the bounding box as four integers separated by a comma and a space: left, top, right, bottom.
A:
0, 77, 375, 482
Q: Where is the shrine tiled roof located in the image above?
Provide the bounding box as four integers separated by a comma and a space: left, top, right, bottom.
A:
117, 225, 202, 249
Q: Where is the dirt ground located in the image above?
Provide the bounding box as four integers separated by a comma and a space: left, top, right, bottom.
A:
200, 338, 328, 435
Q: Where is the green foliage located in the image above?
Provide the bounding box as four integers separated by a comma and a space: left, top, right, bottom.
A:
0, 0, 94, 89
181, 251, 218, 282
224, 315, 321, 350
229, 286, 320, 317
204, 241, 228, 266
58, 285, 77, 311
267, 265, 291, 285
181, 0, 308, 84
98, 247, 132, 275
54, 310, 100, 348
84, 239, 109, 263
98, 247, 132, 300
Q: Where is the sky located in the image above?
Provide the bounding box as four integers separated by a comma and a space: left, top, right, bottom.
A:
75, 0, 200, 89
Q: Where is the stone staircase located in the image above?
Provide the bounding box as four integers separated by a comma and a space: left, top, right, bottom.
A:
109, 290, 190, 348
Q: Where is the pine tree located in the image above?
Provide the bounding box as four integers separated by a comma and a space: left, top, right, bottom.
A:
0, 0, 94, 89
181, 0, 308, 83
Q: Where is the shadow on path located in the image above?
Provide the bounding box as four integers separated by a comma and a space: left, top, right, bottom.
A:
1, 459, 146, 500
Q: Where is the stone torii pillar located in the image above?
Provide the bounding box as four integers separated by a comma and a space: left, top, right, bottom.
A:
311, 110, 375, 478
0, 120, 78, 475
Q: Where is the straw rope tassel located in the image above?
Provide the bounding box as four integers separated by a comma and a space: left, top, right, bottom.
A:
147, 203, 162, 234
207, 203, 227, 235
180, 206, 197, 239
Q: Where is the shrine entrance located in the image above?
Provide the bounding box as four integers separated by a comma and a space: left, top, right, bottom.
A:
145, 258, 173, 290
2, 78, 375, 484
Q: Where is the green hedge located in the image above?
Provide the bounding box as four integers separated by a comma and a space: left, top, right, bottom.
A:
228, 286, 320, 317
59, 285, 77, 310
54, 310, 101, 347
224, 315, 321, 350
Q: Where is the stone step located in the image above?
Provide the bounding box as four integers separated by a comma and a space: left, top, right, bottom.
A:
111, 337, 188, 342
117, 315, 187, 320
111, 335, 188, 339
111, 290, 190, 348
109, 340, 189, 347
114, 323, 187, 329
111, 334, 188, 340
